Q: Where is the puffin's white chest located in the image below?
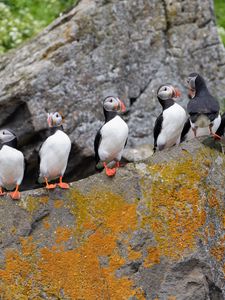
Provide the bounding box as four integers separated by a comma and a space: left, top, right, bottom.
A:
0, 145, 24, 189
157, 103, 187, 148
187, 114, 221, 140
98, 116, 129, 162
39, 130, 71, 179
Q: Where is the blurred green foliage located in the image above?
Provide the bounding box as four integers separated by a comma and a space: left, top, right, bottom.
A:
0, 0, 76, 54
214, 0, 225, 45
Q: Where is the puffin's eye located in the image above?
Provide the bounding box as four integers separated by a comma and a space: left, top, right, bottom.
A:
2, 131, 5, 135
56, 114, 59, 118
110, 99, 113, 103
164, 87, 167, 91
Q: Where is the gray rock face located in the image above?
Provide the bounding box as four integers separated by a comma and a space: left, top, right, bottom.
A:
123, 144, 154, 162
0, 0, 225, 189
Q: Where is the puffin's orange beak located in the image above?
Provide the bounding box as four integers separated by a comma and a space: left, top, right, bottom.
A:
173, 88, 181, 99
119, 100, 126, 112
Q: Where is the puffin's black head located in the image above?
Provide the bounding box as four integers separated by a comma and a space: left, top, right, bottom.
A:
0, 129, 17, 148
103, 96, 126, 113
157, 84, 181, 101
187, 73, 206, 94
47, 112, 63, 128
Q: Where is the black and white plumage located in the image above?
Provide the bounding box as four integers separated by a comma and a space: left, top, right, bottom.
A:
0, 129, 24, 200
181, 73, 221, 141
94, 96, 128, 177
153, 84, 186, 152
39, 112, 71, 189
215, 112, 225, 137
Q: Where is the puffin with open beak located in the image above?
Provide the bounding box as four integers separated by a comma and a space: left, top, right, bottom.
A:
181, 73, 221, 142
153, 84, 186, 152
0, 129, 24, 200
38, 112, 71, 189
94, 96, 128, 177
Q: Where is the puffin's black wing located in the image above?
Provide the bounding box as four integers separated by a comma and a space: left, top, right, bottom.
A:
124, 137, 128, 148
23, 157, 28, 178
216, 113, 225, 137
153, 113, 163, 152
180, 119, 191, 142
187, 95, 220, 115
94, 128, 102, 164
206, 95, 220, 113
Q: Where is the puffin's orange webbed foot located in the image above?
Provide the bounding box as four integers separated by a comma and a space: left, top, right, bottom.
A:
9, 185, 20, 200
103, 163, 117, 177
212, 133, 221, 140
0, 187, 6, 196
46, 184, 57, 190
116, 162, 121, 168
45, 177, 56, 190
209, 125, 221, 140
10, 191, 20, 200
105, 168, 117, 177
58, 177, 69, 189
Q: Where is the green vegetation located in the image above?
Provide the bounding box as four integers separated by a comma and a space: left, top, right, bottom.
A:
0, 0, 76, 54
214, 0, 225, 45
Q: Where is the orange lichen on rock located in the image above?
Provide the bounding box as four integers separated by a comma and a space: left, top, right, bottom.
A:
208, 223, 215, 238
20, 237, 36, 257
128, 247, 142, 261
0, 190, 144, 299
210, 236, 225, 262
208, 194, 220, 209
43, 219, 50, 230
54, 199, 64, 208
141, 153, 208, 259
68, 189, 137, 241
211, 245, 225, 262
39, 196, 49, 204
0, 240, 40, 299
144, 246, 160, 268
55, 226, 73, 244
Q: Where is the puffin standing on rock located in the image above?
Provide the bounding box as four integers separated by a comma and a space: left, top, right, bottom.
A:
153, 84, 186, 152
0, 129, 24, 200
181, 73, 221, 141
94, 96, 128, 177
215, 112, 225, 137
38, 112, 71, 189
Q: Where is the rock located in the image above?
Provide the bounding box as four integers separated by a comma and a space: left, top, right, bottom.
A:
0, 138, 224, 299
123, 144, 154, 162
0, 0, 225, 189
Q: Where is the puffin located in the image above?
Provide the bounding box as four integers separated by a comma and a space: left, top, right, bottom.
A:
0, 129, 24, 200
39, 112, 71, 189
181, 73, 221, 142
215, 112, 225, 137
94, 96, 128, 177
153, 84, 186, 152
